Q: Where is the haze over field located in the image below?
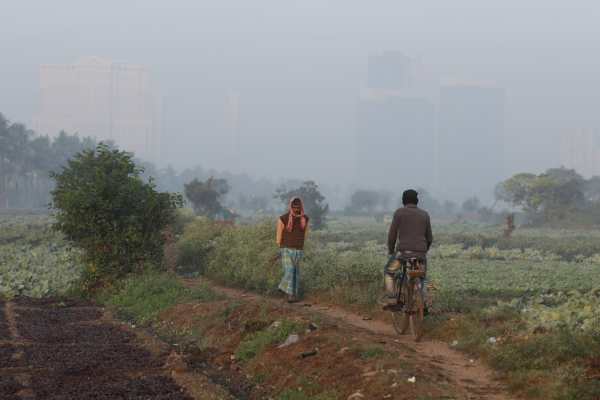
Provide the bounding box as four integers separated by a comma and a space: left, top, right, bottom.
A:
2, 1, 600, 201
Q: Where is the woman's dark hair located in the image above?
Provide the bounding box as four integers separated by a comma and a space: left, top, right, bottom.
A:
291, 198, 302, 206
402, 189, 419, 205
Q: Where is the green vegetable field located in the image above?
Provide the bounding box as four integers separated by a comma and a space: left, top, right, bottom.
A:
0, 215, 82, 297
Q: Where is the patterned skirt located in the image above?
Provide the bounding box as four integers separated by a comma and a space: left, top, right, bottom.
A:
278, 248, 304, 297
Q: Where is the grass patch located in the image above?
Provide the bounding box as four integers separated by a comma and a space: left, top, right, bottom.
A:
277, 388, 338, 400
236, 320, 302, 362
429, 304, 600, 400
490, 329, 598, 372
220, 301, 242, 318
359, 346, 386, 360
98, 271, 219, 324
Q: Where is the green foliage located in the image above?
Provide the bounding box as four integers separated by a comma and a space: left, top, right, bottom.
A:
0, 215, 83, 297
277, 388, 338, 400
503, 289, 600, 334
497, 168, 589, 224
176, 217, 227, 274
0, 113, 99, 209
276, 180, 329, 229
99, 272, 218, 324
359, 346, 386, 359
184, 177, 230, 219
51, 143, 182, 289
206, 220, 280, 293
171, 208, 196, 235
236, 320, 301, 362
178, 217, 600, 311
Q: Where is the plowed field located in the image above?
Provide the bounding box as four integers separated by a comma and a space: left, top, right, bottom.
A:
0, 297, 193, 400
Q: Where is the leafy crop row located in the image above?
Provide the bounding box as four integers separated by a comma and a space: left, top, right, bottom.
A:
0, 215, 82, 297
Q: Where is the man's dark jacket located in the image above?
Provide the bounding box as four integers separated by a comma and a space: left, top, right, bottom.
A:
387, 204, 433, 256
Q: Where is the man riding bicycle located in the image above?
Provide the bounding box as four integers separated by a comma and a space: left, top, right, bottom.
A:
383, 189, 433, 312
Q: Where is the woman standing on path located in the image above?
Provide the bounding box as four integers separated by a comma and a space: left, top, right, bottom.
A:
276, 197, 309, 303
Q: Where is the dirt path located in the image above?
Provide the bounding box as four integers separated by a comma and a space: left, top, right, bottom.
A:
184, 278, 516, 400
0, 297, 233, 400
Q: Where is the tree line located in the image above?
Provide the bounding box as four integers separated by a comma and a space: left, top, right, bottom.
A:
5, 111, 600, 227
496, 167, 600, 226
0, 113, 97, 208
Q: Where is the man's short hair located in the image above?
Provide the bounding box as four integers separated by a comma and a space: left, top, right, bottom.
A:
402, 189, 419, 205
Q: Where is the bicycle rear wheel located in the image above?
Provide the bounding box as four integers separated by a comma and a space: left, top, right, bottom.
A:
391, 276, 410, 335
408, 282, 425, 341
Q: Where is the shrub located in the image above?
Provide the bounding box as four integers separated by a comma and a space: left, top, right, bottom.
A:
176, 217, 227, 274
50, 144, 182, 290
207, 220, 280, 293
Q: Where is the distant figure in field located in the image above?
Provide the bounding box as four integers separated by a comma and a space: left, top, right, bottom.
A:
276, 197, 310, 303
384, 189, 433, 310
503, 213, 515, 238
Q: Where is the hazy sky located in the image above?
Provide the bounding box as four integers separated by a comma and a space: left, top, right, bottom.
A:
2, 1, 600, 193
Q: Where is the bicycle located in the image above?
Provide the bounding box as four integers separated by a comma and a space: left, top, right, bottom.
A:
385, 255, 426, 341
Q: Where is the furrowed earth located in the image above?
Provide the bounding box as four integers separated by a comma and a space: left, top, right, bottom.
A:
0, 297, 230, 400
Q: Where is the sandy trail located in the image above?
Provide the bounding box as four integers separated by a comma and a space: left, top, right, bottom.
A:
184, 278, 516, 400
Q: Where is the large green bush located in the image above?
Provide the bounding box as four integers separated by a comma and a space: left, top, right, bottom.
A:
51, 144, 182, 289
206, 221, 280, 293
176, 217, 227, 273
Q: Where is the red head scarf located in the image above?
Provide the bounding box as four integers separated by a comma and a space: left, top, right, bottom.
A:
287, 197, 307, 232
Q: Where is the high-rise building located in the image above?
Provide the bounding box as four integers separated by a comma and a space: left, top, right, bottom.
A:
356, 96, 435, 188
437, 84, 505, 201
34, 57, 160, 162
560, 129, 600, 178
367, 52, 412, 91
355, 52, 436, 190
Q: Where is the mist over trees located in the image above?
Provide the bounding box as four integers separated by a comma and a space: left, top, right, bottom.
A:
7, 110, 600, 229
0, 113, 98, 209
184, 177, 231, 219
346, 189, 392, 214
496, 167, 600, 226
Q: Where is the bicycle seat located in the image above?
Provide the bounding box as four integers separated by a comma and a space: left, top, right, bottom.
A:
397, 252, 425, 264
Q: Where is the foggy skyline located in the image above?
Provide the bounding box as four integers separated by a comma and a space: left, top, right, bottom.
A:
2, 1, 600, 198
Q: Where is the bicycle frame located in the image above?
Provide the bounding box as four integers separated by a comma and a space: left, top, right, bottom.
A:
394, 259, 425, 305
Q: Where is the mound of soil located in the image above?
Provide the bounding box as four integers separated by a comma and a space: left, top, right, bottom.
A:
0, 323, 9, 340
12, 296, 92, 307
17, 306, 103, 324
0, 303, 9, 339
18, 318, 136, 344
0, 345, 24, 368
24, 343, 165, 373
1, 300, 193, 400
0, 376, 23, 400
33, 373, 192, 400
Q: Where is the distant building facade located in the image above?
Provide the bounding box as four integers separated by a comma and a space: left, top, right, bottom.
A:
437, 84, 505, 201
560, 129, 600, 178
367, 52, 413, 90
34, 57, 160, 162
355, 52, 436, 190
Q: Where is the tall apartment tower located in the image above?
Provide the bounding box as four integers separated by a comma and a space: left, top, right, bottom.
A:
34, 57, 160, 162
355, 52, 436, 190
437, 84, 505, 201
